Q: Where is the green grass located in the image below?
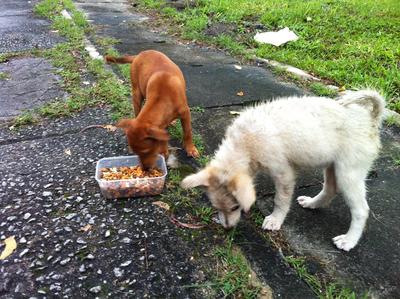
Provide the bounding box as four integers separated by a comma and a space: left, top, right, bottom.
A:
214, 232, 261, 298
96, 36, 121, 47
136, 0, 400, 112
284, 254, 367, 299
0, 72, 9, 80
385, 114, 400, 127
393, 156, 400, 167
310, 82, 338, 98
13, 112, 38, 127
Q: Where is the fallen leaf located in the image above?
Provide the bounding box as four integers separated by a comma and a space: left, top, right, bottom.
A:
234, 65, 242, 70
229, 111, 241, 115
169, 215, 205, 229
152, 201, 170, 211
79, 224, 92, 232
236, 91, 244, 96
103, 125, 117, 132
64, 148, 72, 156
0, 236, 17, 260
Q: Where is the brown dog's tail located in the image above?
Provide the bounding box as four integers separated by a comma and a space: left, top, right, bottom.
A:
105, 55, 136, 64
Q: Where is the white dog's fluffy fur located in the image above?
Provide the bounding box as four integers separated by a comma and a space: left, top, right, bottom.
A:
182, 90, 385, 251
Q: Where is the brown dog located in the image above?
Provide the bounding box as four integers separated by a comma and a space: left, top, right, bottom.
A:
105, 50, 199, 169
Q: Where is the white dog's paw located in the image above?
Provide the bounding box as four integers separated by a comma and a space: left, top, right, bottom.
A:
297, 196, 317, 209
262, 215, 283, 231
332, 234, 357, 251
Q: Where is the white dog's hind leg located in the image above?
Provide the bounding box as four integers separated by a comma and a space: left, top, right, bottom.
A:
262, 169, 295, 231
298, 164, 337, 209
333, 168, 369, 251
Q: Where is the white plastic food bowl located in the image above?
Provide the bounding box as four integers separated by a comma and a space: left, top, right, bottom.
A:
95, 155, 167, 199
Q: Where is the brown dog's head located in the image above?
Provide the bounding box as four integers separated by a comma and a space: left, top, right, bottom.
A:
117, 119, 169, 169
181, 166, 256, 228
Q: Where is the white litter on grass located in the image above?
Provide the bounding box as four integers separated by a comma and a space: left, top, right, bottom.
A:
254, 27, 298, 46
85, 44, 102, 60
61, 9, 72, 20
60, 9, 103, 60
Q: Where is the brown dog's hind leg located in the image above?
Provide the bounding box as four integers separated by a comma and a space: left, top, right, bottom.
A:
180, 109, 199, 158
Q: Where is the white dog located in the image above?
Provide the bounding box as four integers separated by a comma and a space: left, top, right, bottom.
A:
182, 90, 385, 251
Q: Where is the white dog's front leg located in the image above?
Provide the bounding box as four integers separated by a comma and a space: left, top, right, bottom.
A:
262, 171, 295, 231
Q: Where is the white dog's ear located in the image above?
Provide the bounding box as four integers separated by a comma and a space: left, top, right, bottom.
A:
230, 173, 256, 212
181, 168, 211, 189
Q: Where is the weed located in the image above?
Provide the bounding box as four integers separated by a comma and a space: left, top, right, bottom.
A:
96, 37, 120, 47
190, 106, 205, 113
324, 284, 358, 299
197, 154, 210, 167
385, 115, 400, 127
393, 156, 400, 167
214, 231, 260, 298
310, 82, 338, 98
214, 34, 246, 56
0, 72, 9, 80
13, 112, 38, 127
194, 206, 214, 224
284, 255, 322, 294
0, 52, 29, 63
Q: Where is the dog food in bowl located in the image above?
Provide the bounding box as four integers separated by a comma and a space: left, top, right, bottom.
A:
95, 155, 167, 199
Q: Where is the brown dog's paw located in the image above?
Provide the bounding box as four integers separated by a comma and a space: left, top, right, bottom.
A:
186, 145, 200, 158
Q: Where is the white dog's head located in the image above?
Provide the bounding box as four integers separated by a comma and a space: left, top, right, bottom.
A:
181, 166, 256, 228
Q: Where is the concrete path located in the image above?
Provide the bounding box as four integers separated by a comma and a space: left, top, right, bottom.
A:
0, 0, 65, 122
0, 0, 399, 298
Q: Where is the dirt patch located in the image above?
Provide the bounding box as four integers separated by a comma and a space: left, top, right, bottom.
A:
204, 22, 237, 37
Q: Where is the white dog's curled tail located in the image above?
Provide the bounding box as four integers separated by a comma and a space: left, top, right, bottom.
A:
337, 90, 385, 125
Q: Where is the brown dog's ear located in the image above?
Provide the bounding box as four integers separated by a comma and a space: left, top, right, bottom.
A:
231, 173, 256, 212
116, 119, 134, 129
181, 168, 211, 188
146, 127, 169, 141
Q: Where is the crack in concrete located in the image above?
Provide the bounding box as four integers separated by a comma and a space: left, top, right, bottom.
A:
0, 128, 83, 146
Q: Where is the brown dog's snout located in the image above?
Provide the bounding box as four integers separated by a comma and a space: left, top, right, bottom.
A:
139, 154, 158, 170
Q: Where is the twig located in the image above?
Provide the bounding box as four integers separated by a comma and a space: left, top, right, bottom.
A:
169, 215, 205, 229
80, 124, 107, 133
80, 124, 118, 134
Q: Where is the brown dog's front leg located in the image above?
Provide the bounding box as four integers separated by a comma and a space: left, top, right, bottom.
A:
180, 109, 199, 158
133, 89, 143, 117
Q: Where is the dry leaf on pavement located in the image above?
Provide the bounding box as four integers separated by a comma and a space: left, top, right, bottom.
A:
104, 125, 117, 132
79, 224, 92, 232
236, 91, 244, 96
0, 236, 17, 260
